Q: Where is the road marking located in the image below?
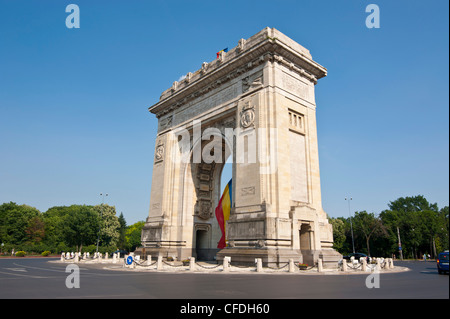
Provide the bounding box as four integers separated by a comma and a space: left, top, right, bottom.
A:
4, 268, 27, 272
0, 270, 47, 279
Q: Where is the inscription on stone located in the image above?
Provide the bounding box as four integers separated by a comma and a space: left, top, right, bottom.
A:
241, 186, 256, 196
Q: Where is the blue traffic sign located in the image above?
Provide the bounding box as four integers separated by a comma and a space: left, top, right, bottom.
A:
126, 256, 133, 265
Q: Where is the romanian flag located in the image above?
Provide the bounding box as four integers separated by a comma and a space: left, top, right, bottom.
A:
216, 47, 228, 59
215, 179, 232, 249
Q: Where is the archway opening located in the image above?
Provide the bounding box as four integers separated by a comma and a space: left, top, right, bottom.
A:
190, 130, 233, 261
196, 229, 209, 261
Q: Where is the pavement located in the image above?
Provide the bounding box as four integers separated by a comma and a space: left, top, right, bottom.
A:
0, 258, 447, 301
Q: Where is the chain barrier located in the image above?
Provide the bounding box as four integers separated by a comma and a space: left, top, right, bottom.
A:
266, 262, 290, 270
300, 264, 317, 271
230, 263, 251, 269
134, 259, 147, 266
347, 262, 362, 270
195, 262, 222, 269
162, 260, 185, 268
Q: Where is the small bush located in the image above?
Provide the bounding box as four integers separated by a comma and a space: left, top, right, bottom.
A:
41, 250, 51, 257
15, 251, 26, 257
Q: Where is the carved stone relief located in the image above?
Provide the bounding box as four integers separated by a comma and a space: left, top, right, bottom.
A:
240, 101, 256, 129
242, 70, 263, 93
155, 142, 165, 162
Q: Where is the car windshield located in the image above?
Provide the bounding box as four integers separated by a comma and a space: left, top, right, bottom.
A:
439, 254, 449, 261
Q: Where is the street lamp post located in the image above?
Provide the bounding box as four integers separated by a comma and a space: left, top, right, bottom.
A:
345, 197, 356, 254
397, 226, 403, 261
96, 193, 108, 254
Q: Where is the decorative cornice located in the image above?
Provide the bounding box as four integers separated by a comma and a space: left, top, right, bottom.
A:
149, 27, 327, 118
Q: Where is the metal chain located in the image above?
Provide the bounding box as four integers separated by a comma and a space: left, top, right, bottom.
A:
195, 262, 222, 269
266, 262, 289, 270
162, 260, 185, 267
347, 262, 362, 270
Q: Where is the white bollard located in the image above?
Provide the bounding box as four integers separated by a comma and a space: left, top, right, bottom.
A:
189, 257, 196, 272
342, 259, 348, 272
146, 255, 152, 266
318, 258, 323, 273
256, 258, 263, 272
376, 258, 381, 271
361, 258, 367, 272
223, 256, 230, 272
60, 253, 64, 262
157, 255, 163, 270
289, 259, 295, 273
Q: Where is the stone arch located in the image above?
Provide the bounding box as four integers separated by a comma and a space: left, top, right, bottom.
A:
184, 125, 234, 260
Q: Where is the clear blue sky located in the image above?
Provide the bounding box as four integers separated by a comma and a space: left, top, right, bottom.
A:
0, 0, 448, 225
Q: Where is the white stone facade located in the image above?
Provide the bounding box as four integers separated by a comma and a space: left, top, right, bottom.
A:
140, 27, 341, 267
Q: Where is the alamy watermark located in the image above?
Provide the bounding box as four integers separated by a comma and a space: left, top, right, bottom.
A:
65, 264, 80, 289
65, 4, 80, 29
160, 120, 278, 175
365, 269, 381, 289
365, 4, 380, 29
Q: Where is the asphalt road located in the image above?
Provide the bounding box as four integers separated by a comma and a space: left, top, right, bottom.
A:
0, 258, 447, 301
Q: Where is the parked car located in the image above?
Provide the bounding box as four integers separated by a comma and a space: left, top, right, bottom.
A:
343, 253, 368, 261
437, 251, 449, 274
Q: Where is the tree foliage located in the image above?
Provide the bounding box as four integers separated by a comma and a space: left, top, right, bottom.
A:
0, 202, 141, 255
329, 195, 449, 258
1, 194, 447, 258
125, 221, 145, 252
92, 204, 120, 247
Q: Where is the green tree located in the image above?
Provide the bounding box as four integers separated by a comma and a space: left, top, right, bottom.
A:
352, 211, 387, 257
125, 221, 145, 252
117, 212, 127, 250
329, 217, 346, 253
436, 206, 449, 252
25, 215, 45, 243
0, 202, 41, 246
60, 205, 99, 252
42, 206, 68, 251
93, 204, 120, 248
380, 195, 447, 259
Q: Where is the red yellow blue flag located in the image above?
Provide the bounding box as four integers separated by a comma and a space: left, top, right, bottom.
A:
216, 47, 228, 59
215, 179, 232, 249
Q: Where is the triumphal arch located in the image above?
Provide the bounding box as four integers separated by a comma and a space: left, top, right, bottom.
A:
140, 27, 341, 267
